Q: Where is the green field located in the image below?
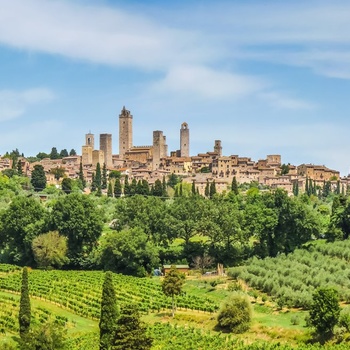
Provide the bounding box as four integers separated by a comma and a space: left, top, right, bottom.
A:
1, 256, 350, 349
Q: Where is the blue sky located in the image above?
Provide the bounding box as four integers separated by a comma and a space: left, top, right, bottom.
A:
1, 0, 350, 174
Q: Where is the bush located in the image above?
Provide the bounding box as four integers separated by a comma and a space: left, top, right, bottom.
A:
217, 293, 252, 333
339, 306, 350, 332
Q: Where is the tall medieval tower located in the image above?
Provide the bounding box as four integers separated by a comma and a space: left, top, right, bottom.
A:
100, 133, 113, 167
152, 130, 168, 170
82, 133, 94, 165
119, 106, 133, 159
214, 140, 222, 157
180, 122, 189, 157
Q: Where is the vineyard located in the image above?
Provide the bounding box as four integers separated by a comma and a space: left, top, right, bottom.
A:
229, 240, 350, 308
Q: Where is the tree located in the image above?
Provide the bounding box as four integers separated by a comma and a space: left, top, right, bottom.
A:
50, 147, 60, 160
114, 179, 122, 198
99, 271, 118, 350
124, 176, 130, 197
31, 231, 68, 269
113, 303, 152, 350
217, 293, 252, 333
61, 177, 72, 194
31, 164, 47, 191
191, 181, 196, 196
205, 180, 210, 198
167, 173, 179, 189
18, 321, 66, 350
50, 167, 66, 180
99, 228, 159, 277
231, 176, 239, 195
95, 163, 102, 193
153, 179, 163, 197
19, 267, 31, 338
102, 163, 108, 190
0, 196, 48, 264
51, 193, 104, 265
161, 266, 185, 317
210, 180, 217, 198
59, 149, 69, 158
309, 287, 340, 338
109, 170, 121, 179
17, 160, 23, 176
78, 161, 86, 189
107, 182, 113, 197
91, 173, 97, 192
69, 149, 77, 156
36, 152, 50, 160
162, 176, 167, 197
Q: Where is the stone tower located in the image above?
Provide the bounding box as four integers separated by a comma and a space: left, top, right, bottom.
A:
100, 133, 113, 167
180, 122, 189, 157
214, 140, 222, 157
85, 133, 94, 149
82, 133, 94, 165
119, 106, 133, 159
152, 130, 167, 170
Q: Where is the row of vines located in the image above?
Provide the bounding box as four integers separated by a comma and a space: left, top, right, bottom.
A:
229, 240, 350, 308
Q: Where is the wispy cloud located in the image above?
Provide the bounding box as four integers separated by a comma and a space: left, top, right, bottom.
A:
151, 65, 266, 99
259, 92, 316, 110
0, 88, 55, 121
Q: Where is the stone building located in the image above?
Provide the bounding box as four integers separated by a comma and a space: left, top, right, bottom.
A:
119, 106, 133, 159
180, 122, 190, 157
100, 133, 113, 167
82, 133, 94, 165
152, 130, 168, 170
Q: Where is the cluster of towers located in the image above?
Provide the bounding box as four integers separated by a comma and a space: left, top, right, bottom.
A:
81, 133, 112, 167
82, 106, 190, 170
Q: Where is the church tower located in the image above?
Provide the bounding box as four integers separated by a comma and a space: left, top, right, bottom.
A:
180, 122, 189, 157
119, 106, 133, 159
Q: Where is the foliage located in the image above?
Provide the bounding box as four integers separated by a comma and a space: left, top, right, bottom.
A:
217, 293, 252, 333
112, 303, 152, 350
19, 267, 31, 338
100, 271, 119, 350
339, 306, 350, 332
162, 266, 185, 317
31, 231, 68, 269
51, 193, 104, 265
31, 164, 47, 191
98, 228, 159, 277
61, 177, 72, 194
309, 287, 340, 337
18, 321, 67, 350
0, 196, 48, 264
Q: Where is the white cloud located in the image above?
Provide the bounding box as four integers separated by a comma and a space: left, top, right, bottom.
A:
151, 65, 266, 99
259, 92, 316, 110
0, 88, 55, 121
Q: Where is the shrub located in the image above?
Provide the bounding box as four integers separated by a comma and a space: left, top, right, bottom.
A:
339, 306, 350, 332
217, 293, 252, 333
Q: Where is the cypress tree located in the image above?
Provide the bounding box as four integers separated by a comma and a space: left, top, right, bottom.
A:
79, 161, 86, 189
113, 304, 152, 350
107, 181, 113, 197
192, 181, 196, 196
142, 179, 149, 196
179, 183, 183, 197
114, 179, 122, 198
210, 180, 216, 198
204, 180, 210, 198
305, 176, 309, 196
136, 180, 143, 195
124, 176, 130, 197
17, 159, 23, 176
231, 176, 239, 195
130, 179, 137, 196
95, 163, 102, 191
91, 173, 97, 192
102, 163, 108, 190
19, 267, 31, 338
162, 176, 167, 197
99, 271, 118, 350
153, 179, 163, 197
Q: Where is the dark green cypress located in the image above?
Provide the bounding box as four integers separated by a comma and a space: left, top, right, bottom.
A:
91, 173, 97, 192
113, 304, 152, 350
19, 267, 31, 338
99, 271, 118, 350
204, 180, 210, 198
124, 176, 130, 197
107, 181, 113, 197
17, 159, 23, 176
231, 176, 239, 195
102, 163, 108, 190
162, 176, 167, 197
95, 163, 102, 190
192, 181, 196, 196
79, 161, 86, 189
210, 180, 216, 198
114, 179, 122, 198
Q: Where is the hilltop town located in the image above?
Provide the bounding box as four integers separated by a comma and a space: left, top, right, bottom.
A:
0, 106, 346, 195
